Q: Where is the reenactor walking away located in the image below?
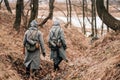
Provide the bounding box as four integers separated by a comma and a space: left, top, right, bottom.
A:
48, 20, 68, 71
23, 20, 46, 79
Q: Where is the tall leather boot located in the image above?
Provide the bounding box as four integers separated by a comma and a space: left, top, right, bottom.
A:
54, 63, 57, 71
25, 67, 30, 78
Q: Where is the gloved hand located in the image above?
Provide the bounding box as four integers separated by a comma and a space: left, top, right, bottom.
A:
65, 59, 68, 63
42, 52, 46, 57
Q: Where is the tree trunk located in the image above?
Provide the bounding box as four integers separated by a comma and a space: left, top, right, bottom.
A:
91, 0, 94, 36
39, 0, 55, 27
101, 14, 104, 35
91, 0, 98, 36
106, 0, 109, 12
83, 0, 86, 34
49, 0, 54, 19
13, 0, 23, 31
68, 0, 72, 26
106, 0, 109, 32
4, 0, 12, 13
0, 0, 3, 9
96, 0, 120, 32
28, 0, 38, 27
66, 0, 69, 23
94, 0, 97, 36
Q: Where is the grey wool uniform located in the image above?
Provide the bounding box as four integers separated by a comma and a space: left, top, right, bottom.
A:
23, 20, 45, 69
48, 20, 67, 70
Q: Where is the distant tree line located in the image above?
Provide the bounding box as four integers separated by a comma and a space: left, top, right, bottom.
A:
0, 0, 120, 33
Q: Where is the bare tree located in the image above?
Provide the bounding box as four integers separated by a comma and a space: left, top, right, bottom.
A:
21, 0, 31, 29
106, 0, 109, 32
94, 0, 97, 36
82, 0, 86, 34
68, 0, 72, 26
106, 0, 109, 15
22, 9, 30, 29
13, 0, 24, 31
0, 0, 3, 9
28, 0, 39, 27
101, 0, 109, 35
96, 0, 120, 32
65, 0, 72, 27
4, 0, 12, 13
39, 0, 55, 27
66, 0, 69, 23
91, 0, 94, 36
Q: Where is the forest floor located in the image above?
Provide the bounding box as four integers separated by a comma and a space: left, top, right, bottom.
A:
0, 10, 120, 80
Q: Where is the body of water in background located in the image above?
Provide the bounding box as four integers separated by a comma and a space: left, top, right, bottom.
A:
57, 16, 107, 29
38, 15, 120, 37
56, 16, 107, 37
57, 16, 120, 36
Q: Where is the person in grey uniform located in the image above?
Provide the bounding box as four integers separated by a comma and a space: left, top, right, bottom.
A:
23, 20, 46, 78
48, 20, 68, 71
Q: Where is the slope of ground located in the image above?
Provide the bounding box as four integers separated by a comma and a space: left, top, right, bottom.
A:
0, 12, 88, 80
0, 11, 120, 80
69, 32, 120, 80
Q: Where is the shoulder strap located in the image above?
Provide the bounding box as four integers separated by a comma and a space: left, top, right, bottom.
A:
52, 28, 58, 38
28, 30, 38, 40
51, 27, 61, 39
57, 27, 61, 39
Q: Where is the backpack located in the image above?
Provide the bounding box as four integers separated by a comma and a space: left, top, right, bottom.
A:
49, 27, 62, 50
25, 30, 39, 52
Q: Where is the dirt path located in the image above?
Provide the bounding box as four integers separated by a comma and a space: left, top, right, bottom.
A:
0, 12, 88, 80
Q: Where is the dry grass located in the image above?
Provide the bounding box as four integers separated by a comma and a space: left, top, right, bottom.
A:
0, 10, 120, 80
